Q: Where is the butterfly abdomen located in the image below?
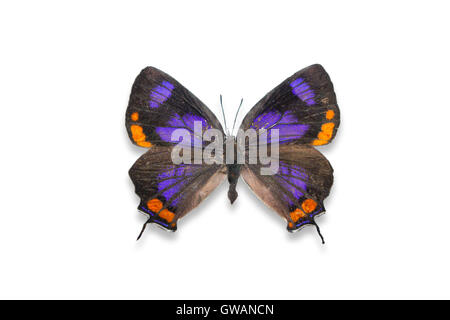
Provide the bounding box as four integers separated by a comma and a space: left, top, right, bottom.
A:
227, 163, 241, 204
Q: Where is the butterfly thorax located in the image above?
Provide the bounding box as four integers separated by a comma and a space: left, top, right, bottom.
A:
224, 136, 241, 204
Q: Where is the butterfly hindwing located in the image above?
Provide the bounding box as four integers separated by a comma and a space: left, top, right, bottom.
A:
129, 146, 226, 231
241, 145, 333, 231
240, 64, 340, 146
126, 67, 224, 148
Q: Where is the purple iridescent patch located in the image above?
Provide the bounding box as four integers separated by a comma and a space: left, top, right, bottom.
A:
155, 113, 211, 146
251, 110, 309, 143
289, 77, 315, 105
158, 178, 180, 204
148, 81, 175, 108
157, 165, 196, 206
276, 163, 308, 205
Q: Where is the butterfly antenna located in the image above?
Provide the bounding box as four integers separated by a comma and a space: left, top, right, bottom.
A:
220, 94, 229, 135
312, 220, 325, 244
136, 217, 152, 241
231, 98, 243, 136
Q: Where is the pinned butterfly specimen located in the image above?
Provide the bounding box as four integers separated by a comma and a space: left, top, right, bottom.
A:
126, 64, 340, 242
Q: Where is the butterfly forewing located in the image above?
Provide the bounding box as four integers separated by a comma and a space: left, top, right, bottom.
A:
126, 67, 224, 148
240, 64, 340, 146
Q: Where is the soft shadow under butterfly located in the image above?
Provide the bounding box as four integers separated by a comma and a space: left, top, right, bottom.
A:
126, 64, 340, 242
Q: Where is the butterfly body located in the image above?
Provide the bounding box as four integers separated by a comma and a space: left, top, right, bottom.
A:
226, 163, 241, 205
126, 65, 340, 240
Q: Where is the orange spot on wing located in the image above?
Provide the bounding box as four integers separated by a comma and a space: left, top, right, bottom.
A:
321, 122, 335, 135
130, 125, 152, 148
326, 110, 335, 120
312, 139, 327, 146
159, 209, 175, 223
288, 222, 293, 228
318, 131, 332, 141
137, 141, 152, 147
312, 122, 335, 146
131, 125, 146, 142
131, 112, 139, 121
302, 199, 317, 213
147, 198, 163, 213
290, 208, 306, 223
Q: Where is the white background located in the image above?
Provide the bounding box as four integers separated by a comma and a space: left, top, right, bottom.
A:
1, 1, 449, 299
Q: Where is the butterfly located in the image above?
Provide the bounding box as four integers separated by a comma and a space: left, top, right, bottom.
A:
126, 64, 340, 242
